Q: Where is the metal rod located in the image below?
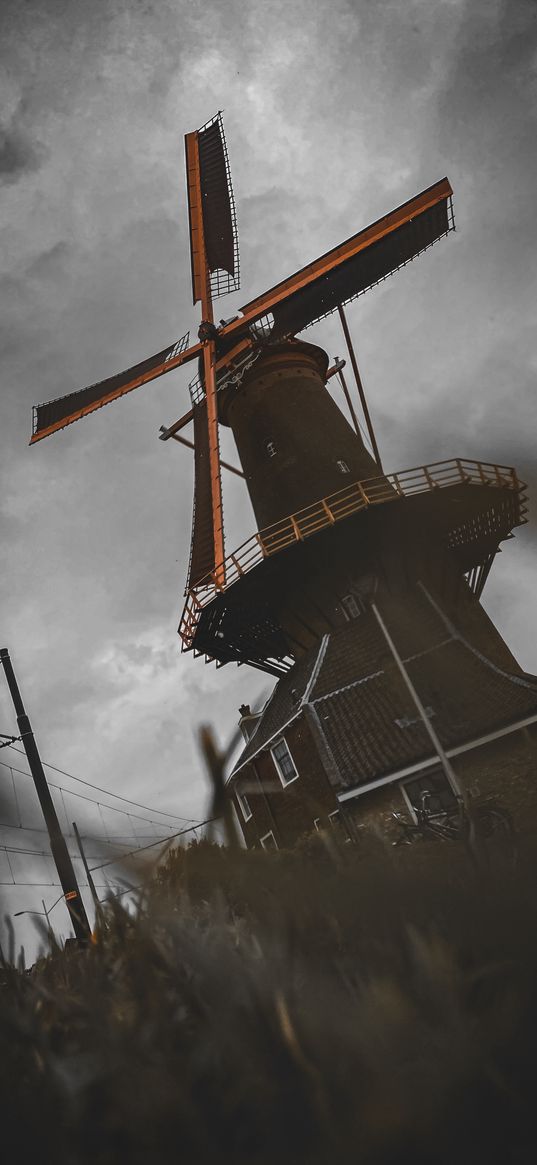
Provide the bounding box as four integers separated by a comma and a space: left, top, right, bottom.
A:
165, 430, 245, 478
370, 604, 466, 804
72, 821, 100, 912
158, 408, 194, 441
338, 304, 383, 473
337, 367, 361, 439
0, 649, 91, 943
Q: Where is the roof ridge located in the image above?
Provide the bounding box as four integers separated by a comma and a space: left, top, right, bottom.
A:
417, 581, 537, 693
301, 633, 330, 705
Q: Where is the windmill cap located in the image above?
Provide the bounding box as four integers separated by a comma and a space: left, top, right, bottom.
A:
218, 337, 329, 424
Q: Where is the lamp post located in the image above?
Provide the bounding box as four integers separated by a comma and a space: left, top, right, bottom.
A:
14, 890, 66, 925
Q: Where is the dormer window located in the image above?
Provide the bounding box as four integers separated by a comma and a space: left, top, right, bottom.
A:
337, 460, 350, 473
341, 593, 361, 620
266, 441, 277, 458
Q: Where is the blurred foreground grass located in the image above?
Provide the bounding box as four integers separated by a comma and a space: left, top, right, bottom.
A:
2, 832, 537, 1164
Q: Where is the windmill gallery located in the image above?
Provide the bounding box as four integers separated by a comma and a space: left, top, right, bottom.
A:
31, 113, 537, 849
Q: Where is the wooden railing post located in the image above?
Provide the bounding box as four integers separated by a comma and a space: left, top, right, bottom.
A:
322, 500, 335, 523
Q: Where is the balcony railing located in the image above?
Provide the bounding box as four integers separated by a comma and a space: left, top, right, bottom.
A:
179, 458, 526, 650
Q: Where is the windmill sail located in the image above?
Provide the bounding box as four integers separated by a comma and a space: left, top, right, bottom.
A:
238, 178, 453, 340
187, 399, 223, 587
186, 112, 240, 304
31, 333, 192, 443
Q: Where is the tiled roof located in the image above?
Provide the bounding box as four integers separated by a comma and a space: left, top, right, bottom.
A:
230, 645, 323, 772
313, 637, 537, 788
230, 599, 537, 788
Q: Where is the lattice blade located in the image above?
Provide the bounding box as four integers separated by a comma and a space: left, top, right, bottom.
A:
31, 333, 194, 443
237, 178, 453, 339
187, 399, 222, 588
185, 112, 239, 305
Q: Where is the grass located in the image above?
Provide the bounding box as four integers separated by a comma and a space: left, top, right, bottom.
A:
2, 832, 537, 1163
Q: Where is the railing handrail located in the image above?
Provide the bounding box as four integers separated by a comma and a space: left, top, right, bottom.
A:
179, 458, 524, 644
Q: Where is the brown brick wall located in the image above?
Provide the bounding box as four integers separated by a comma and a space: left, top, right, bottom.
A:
231, 713, 339, 848
234, 723, 537, 849
344, 726, 537, 842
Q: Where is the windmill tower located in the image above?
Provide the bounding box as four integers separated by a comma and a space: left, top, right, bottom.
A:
31, 114, 537, 846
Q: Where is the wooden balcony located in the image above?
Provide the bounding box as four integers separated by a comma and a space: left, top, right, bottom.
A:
179, 458, 527, 655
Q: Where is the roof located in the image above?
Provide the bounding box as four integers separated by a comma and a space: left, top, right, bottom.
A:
230, 593, 537, 789
231, 646, 322, 770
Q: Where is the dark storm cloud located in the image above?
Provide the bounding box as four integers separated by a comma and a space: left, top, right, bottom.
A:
1, 0, 537, 958
0, 110, 43, 185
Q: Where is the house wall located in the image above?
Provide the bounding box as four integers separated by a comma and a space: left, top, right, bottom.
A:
344, 725, 537, 843
231, 714, 339, 848
233, 722, 537, 850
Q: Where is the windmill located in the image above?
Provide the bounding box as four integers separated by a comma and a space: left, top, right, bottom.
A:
31, 113, 526, 690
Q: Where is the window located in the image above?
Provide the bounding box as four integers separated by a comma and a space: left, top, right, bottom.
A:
271, 738, 298, 786
266, 441, 277, 458
401, 768, 458, 820
336, 460, 350, 473
341, 593, 361, 620
260, 830, 278, 850
314, 810, 341, 831
236, 789, 252, 822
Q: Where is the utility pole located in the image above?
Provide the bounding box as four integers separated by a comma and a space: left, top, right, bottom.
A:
0, 648, 91, 944
72, 821, 100, 913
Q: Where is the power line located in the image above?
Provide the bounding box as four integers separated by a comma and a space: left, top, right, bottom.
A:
5, 744, 195, 822
0, 821, 186, 845
0, 842, 156, 863
0, 879, 125, 889
88, 815, 216, 871
0, 758, 196, 830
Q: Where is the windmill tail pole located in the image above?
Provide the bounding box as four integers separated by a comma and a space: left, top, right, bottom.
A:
0, 649, 91, 944
370, 606, 481, 865
337, 304, 383, 473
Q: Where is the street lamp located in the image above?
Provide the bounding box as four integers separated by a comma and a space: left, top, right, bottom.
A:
14, 892, 66, 927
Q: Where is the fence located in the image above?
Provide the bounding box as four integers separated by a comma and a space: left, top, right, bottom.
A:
179, 459, 525, 649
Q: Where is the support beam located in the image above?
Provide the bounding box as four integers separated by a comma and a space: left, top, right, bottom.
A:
337, 366, 362, 440
158, 407, 194, 441
161, 428, 245, 478
370, 603, 465, 804
338, 304, 383, 473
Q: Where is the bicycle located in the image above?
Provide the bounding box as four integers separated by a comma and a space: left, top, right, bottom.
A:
392, 790, 514, 848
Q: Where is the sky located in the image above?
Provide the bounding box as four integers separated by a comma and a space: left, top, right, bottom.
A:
1, 0, 536, 954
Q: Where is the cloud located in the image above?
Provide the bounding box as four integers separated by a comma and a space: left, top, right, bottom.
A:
1, 0, 537, 959
26, 241, 71, 281
0, 107, 44, 185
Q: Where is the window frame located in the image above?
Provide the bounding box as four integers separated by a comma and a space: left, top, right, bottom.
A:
236, 788, 253, 823
259, 830, 278, 850
270, 736, 299, 788
341, 593, 362, 621
314, 809, 341, 831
